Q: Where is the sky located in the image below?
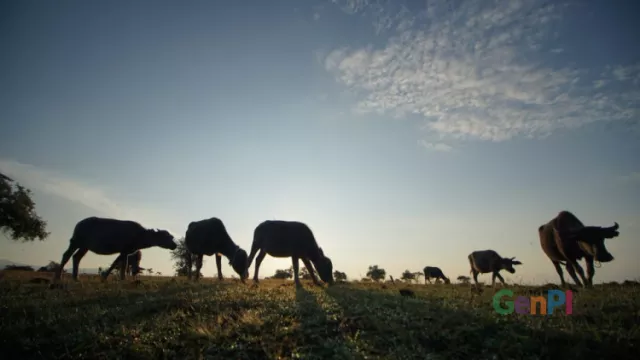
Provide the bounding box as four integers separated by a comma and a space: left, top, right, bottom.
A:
0, 0, 638, 284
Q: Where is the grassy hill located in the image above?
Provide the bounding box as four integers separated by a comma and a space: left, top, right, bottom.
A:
0, 271, 638, 359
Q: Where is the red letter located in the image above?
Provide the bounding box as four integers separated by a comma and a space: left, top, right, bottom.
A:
565, 290, 573, 315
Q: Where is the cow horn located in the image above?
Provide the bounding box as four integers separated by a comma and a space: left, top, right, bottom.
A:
612, 222, 619, 230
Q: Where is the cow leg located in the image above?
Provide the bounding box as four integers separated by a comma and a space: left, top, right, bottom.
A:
292, 256, 302, 288
194, 254, 204, 281
491, 272, 497, 287
471, 269, 480, 286
102, 253, 126, 281
119, 255, 127, 281
71, 248, 89, 281
252, 250, 267, 284
301, 258, 321, 286
186, 253, 193, 280
571, 261, 588, 287
552, 261, 567, 287
564, 262, 584, 287
215, 254, 223, 281
584, 257, 595, 287
55, 244, 78, 281
494, 272, 506, 286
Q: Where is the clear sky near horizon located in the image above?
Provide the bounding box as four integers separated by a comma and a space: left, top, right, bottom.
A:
1, 0, 639, 284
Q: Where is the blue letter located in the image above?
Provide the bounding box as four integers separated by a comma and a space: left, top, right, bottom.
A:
547, 289, 566, 315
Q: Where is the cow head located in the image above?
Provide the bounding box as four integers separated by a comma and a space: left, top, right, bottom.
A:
148, 229, 178, 250
566, 222, 619, 263
313, 247, 335, 285
501, 257, 522, 274
229, 247, 249, 282
443, 277, 451, 284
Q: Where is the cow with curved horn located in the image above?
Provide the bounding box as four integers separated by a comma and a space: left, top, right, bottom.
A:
539, 210, 620, 288
246, 220, 334, 287
184, 217, 249, 282
54, 217, 177, 282
468, 250, 522, 287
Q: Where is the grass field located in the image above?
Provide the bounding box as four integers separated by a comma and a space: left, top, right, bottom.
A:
0, 271, 638, 360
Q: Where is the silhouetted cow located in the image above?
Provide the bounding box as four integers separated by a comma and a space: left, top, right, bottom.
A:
423, 266, 450, 284
468, 250, 522, 287
539, 210, 620, 288
246, 220, 334, 287
54, 217, 177, 282
184, 217, 249, 282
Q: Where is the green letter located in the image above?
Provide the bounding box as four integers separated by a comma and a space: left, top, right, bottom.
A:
493, 289, 514, 315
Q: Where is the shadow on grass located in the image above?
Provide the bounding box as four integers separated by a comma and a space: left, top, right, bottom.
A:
294, 285, 360, 359
325, 285, 636, 360
0, 282, 230, 358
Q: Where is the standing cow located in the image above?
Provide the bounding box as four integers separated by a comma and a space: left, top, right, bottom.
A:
184, 217, 249, 282
423, 266, 450, 284
539, 210, 619, 288
246, 220, 334, 287
54, 217, 177, 281
468, 250, 522, 287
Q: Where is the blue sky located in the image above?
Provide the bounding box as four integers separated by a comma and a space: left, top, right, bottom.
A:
1, 0, 638, 284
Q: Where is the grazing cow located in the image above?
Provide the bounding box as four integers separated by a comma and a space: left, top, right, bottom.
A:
423, 266, 450, 284
539, 210, 620, 288
246, 220, 334, 287
468, 250, 522, 287
184, 217, 249, 282
54, 217, 177, 281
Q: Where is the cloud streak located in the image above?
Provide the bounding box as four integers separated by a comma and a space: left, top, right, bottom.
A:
324, 0, 640, 148
0, 158, 179, 236
617, 171, 640, 185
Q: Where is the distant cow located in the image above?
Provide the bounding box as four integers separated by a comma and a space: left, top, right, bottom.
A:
246, 220, 334, 287
184, 217, 249, 282
539, 210, 620, 288
423, 266, 450, 284
468, 250, 522, 287
54, 217, 177, 282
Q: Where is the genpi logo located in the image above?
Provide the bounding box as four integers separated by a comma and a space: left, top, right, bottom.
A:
492, 288, 574, 315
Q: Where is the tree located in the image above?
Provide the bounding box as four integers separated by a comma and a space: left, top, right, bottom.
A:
299, 266, 312, 280
37, 261, 63, 273
366, 265, 386, 282
0, 173, 49, 242
401, 269, 416, 283
156, 271, 162, 276
333, 270, 347, 282
413, 272, 423, 283
457, 275, 471, 284
272, 268, 292, 280
146, 268, 153, 276
170, 237, 201, 277
3, 265, 34, 271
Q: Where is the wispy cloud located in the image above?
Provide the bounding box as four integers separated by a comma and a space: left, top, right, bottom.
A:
617, 171, 640, 185
418, 140, 452, 152
0, 158, 179, 236
324, 0, 639, 147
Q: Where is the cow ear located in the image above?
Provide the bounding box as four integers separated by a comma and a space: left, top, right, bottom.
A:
512, 260, 522, 265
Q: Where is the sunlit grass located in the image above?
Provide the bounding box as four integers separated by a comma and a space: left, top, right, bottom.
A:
0, 271, 638, 359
